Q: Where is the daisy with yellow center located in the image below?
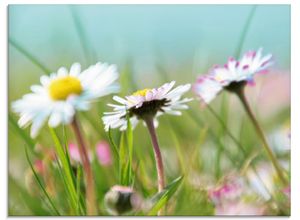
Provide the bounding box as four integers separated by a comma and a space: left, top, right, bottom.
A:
12, 62, 119, 138
102, 81, 192, 215
102, 81, 192, 131
12, 62, 119, 215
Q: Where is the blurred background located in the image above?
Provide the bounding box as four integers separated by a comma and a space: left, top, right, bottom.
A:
8, 5, 290, 215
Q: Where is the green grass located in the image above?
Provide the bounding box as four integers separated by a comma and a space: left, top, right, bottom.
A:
8, 5, 290, 216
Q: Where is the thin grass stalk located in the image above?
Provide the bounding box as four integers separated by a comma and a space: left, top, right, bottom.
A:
70, 116, 97, 215
234, 5, 257, 58
25, 147, 60, 215
9, 38, 51, 74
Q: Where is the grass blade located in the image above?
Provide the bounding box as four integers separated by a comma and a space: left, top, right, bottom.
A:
49, 127, 78, 212
108, 128, 120, 160
76, 166, 83, 215
9, 38, 51, 74
24, 147, 60, 215
234, 5, 257, 57
69, 6, 95, 64
147, 176, 183, 215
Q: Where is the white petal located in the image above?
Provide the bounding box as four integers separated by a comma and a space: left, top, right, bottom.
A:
30, 85, 45, 94
145, 90, 153, 101
70, 62, 81, 76
57, 67, 68, 77
165, 84, 191, 99
48, 112, 62, 127
113, 96, 128, 105
40, 75, 50, 86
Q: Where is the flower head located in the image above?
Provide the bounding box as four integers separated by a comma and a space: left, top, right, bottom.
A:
102, 81, 192, 131
12, 62, 119, 137
193, 48, 273, 104
104, 185, 143, 215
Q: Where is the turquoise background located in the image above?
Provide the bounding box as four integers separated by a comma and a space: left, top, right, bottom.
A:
9, 5, 290, 99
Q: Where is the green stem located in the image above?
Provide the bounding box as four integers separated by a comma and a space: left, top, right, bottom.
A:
236, 88, 288, 185
71, 116, 97, 215
144, 117, 165, 216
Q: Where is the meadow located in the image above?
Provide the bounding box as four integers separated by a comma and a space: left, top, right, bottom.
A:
8, 5, 290, 216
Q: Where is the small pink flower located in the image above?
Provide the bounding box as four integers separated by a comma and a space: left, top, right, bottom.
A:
208, 177, 242, 204
68, 142, 93, 163
34, 159, 44, 174
96, 141, 112, 166
282, 186, 291, 199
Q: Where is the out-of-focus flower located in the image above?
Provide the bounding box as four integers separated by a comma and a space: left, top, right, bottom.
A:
246, 70, 290, 118
215, 201, 266, 215
102, 81, 192, 131
193, 48, 273, 104
207, 174, 266, 215
282, 186, 290, 199
246, 162, 289, 201
12, 62, 119, 138
208, 175, 244, 205
96, 141, 112, 166
104, 185, 143, 215
68, 142, 93, 164
268, 123, 291, 153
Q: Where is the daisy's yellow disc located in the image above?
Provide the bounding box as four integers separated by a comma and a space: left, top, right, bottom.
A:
49, 76, 83, 100
132, 88, 151, 97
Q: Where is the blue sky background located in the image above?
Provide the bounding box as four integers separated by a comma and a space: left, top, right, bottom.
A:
9, 5, 290, 97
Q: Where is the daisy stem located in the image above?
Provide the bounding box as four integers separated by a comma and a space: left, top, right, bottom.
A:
144, 117, 165, 216
71, 116, 97, 215
235, 88, 288, 186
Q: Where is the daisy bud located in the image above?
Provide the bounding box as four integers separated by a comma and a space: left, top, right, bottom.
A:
104, 185, 143, 215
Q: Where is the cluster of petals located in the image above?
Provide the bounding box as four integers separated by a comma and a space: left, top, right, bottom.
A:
12, 62, 119, 137
102, 81, 192, 131
193, 48, 273, 104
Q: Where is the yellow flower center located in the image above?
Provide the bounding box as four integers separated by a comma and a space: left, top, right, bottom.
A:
132, 88, 151, 97
48, 76, 83, 100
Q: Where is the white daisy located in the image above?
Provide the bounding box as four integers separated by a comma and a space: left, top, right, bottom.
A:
213, 48, 273, 85
102, 81, 192, 131
12, 62, 119, 138
193, 48, 273, 104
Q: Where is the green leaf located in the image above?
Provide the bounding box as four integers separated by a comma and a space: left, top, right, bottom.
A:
24, 147, 60, 215
76, 167, 83, 215
148, 176, 184, 215
118, 116, 134, 186
49, 127, 78, 212
119, 132, 126, 184
108, 128, 119, 160
126, 114, 133, 184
